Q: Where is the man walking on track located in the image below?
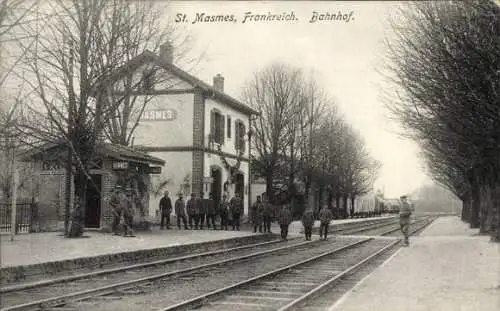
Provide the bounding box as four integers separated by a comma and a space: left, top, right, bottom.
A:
302, 207, 314, 241
278, 204, 292, 241
319, 206, 333, 241
230, 192, 243, 231
399, 195, 413, 246
174, 193, 189, 230
159, 191, 172, 230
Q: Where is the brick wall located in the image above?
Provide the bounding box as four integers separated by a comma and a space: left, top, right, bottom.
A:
192, 89, 205, 195
101, 169, 116, 228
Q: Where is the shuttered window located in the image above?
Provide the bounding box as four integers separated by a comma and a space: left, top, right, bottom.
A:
227, 116, 232, 138
210, 110, 224, 145
234, 120, 246, 153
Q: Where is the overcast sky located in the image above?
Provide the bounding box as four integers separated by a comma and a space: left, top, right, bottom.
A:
164, 1, 432, 198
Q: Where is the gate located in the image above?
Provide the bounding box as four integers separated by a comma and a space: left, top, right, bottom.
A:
0, 197, 34, 233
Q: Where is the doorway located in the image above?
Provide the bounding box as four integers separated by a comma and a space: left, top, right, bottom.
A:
234, 172, 244, 201
85, 174, 102, 228
211, 166, 222, 208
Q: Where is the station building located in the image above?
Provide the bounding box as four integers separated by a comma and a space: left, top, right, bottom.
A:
118, 43, 259, 217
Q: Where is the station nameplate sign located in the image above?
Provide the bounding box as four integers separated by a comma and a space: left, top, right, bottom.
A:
112, 161, 128, 170
141, 109, 177, 121
148, 166, 162, 174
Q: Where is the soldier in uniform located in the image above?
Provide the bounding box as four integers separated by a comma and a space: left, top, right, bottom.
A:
174, 192, 189, 230
122, 188, 135, 236
262, 195, 273, 233
251, 195, 264, 233
319, 206, 333, 241
110, 186, 123, 235
302, 207, 314, 241
278, 204, 292, 240
199, 192, 207, 229
186, 193, 197, 229
205, 192, 216, 230
159, 191, 173, 230
218, 194, 230, 230
230, 192, 243, 231
399, 195, 413, 246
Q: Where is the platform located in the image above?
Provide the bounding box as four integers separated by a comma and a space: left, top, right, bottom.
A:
328, 216, 500, 311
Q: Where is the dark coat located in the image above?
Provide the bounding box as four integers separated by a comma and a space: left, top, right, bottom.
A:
219, 200, 230, 216
159, 196, 172, 215
251, 201, 264, 224
174, 199, 186, 217
204, 198, 216, 215
302, 209, 314, 227
186, 199, 196, 215
278, 207, 292, 225
319, 208, 333, 224
230, 197, 243, 215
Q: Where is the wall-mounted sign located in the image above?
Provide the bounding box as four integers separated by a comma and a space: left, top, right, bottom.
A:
141, 109, 177, 121
42, 161, 63, 171
147, 166, 162, 174
112, 161, 129, 170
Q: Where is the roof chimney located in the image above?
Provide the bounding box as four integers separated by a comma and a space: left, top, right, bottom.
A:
213, 74, 224, 92
159, 41, 173, 64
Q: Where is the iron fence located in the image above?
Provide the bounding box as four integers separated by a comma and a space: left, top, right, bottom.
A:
0, 197, 34, 233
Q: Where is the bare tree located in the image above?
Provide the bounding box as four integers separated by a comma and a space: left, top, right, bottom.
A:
384, 0, 500, 241
14, 0, 193, 237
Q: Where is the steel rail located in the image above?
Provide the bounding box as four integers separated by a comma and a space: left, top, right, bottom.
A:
1, 239, 317, 311
157, 238, 373, 311
379, 217, 434, 236
0, 237, 290, 294
277, 239, 401, 311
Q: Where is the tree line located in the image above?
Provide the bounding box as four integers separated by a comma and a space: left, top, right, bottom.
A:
384, 0, 500, 242
243, 64, 380, 218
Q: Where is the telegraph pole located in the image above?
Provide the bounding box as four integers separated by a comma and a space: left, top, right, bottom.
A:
10, 143, 18, 241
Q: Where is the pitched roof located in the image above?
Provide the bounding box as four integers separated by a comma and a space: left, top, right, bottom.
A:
107, 50, 259, 116
19, 141, 165, 166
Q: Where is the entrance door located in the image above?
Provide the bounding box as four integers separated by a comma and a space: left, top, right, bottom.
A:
85, 174, 102, 228
211, 167, 222, 208
234, 173, 244, 201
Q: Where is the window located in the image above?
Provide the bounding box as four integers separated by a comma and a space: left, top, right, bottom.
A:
142, 69, 155, 90
210, 109, 225, 145
227, 116, 232, 138
234, 120, 246, 153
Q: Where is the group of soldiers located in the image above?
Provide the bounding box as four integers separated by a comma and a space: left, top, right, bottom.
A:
159, 190, 244, 230
250, 195, 334, 241
109, 185, 137, 237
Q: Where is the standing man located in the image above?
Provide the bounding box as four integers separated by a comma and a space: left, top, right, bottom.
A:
302, 207, 314, 241
159, 191, 173, 230
122, 188, 135, 237
251, 195, 264, 233
230, 192, 243, 231
199, 192, 207, 229
262, 195, 273, 233
218, 194, 230, 230
319, 206, 333, 241
205, 192, 216, 229
175, 192, 189, 230
278, 203, 292, 241
186, 193, 197, 229
399, 195, 413, 246
110, 186, 123, 235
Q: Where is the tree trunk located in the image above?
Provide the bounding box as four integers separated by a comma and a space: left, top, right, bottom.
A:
342, 195, 348, 219
461, 195, 470, 222
479, 185, 491, 234
491, 184, 500, 242
470, 183, 480, 229
68, 169, 87, 238
350, 196, 355, 217
265, 172, 274, 204
335, 195, 340, 217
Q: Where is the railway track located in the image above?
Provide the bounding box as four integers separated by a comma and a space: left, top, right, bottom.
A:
0, 217, 435, 311
0, 237, 366, 311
